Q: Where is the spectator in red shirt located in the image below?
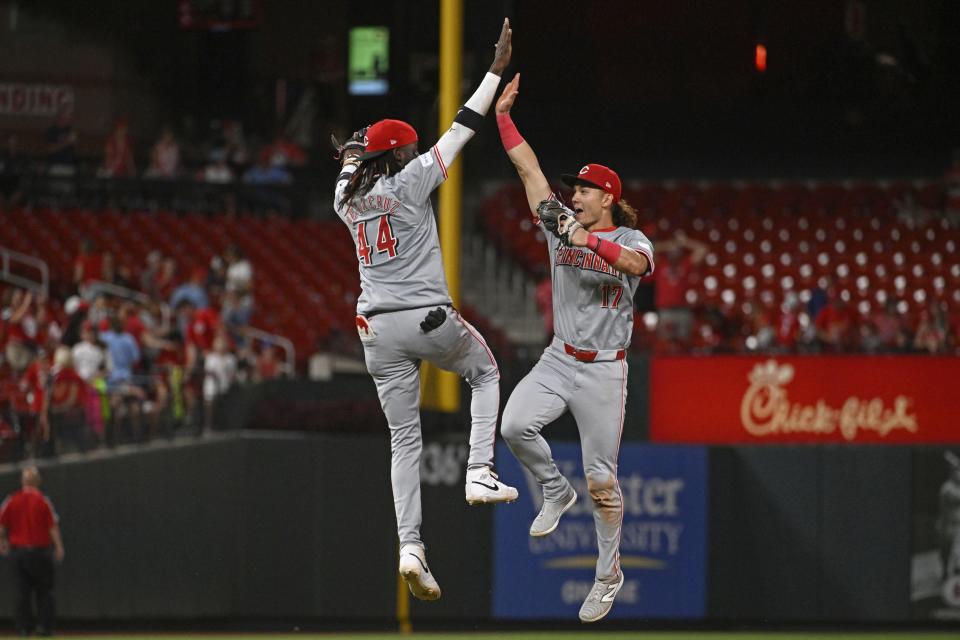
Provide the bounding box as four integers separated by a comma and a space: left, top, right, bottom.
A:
815, 294, 854, 352
175, 299, 219, 431
653, 230, 708, 347
188, 307, 220, 354
20, 351, 55, 456
48, 347, 88, 452
20, 354, 47, 415
176, 299, 220, 370
775, 295, 802, 352
72, 238, 102, 289
0, 466, 65, 637
101, 118, 136, 178
119, 302, 146, 347
259, 129, 306, 168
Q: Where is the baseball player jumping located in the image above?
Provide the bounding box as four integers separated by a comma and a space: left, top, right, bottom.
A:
494, 73, 654, 622
332, 19, 517, 602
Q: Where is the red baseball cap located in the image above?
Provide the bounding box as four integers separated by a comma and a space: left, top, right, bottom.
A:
561, 163, 622, 203
358, 119, 419, 161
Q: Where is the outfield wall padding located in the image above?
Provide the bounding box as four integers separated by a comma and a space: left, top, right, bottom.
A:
0, 435, 922, 624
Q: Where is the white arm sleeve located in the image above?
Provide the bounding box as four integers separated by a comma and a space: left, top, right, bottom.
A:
463, 71, 501, 115
432, 72, 501, 175
333, 163, 358, 213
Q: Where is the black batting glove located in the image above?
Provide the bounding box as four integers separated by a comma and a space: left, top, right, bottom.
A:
331, 126, 368, 161
420, 307, 447, 333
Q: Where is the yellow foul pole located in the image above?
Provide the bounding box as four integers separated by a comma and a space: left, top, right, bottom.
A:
421, 0, 463, 412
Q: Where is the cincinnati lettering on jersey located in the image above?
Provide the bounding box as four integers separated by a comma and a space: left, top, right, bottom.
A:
345, 194, 402, 223
555, 246, 624, 279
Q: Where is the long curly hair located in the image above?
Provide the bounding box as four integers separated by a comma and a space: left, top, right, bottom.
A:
612, 199, 638, 229
339, 153, 403, 208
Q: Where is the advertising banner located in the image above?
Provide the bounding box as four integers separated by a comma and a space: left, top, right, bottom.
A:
911, 448, 960, 621
650, 356, 959, 444
492, 442, 707, 619
0, 84, 73, 117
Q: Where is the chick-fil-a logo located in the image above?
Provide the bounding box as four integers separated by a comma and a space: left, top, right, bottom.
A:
739, 360, 918, 441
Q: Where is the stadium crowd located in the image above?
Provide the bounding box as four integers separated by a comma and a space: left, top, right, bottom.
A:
0, 238, 290, 460
52, 108, 307, 185
2, 108, 309, 215
629, 231, 957, 356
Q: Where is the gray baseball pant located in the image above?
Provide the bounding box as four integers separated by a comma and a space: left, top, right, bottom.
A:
360, 305, 499, 548
501, 344, 628, 582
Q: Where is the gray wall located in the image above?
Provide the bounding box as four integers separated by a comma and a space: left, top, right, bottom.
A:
708, 446, 912, 621
0, 435, 401, 621
0, 435, 924, 624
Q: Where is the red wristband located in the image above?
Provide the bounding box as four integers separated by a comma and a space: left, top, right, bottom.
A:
588, 234, 622, 265
496, 112, 524, 151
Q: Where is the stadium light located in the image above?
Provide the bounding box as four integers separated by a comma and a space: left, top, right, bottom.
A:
755, 44, 767, 73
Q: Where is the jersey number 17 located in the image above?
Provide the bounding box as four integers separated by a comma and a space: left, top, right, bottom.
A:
357, 215, 399, 265
599, 284, 623, 308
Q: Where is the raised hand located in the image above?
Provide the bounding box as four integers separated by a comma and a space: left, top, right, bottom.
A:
489, 18, 512, 75
496, 73, 520, 114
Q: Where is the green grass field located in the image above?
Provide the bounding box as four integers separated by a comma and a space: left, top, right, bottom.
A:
25, 633, 958, 640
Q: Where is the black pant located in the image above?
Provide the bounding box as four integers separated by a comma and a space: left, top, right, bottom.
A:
11, 547, 55, 635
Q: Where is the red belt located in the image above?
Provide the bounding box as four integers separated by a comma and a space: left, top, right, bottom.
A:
563, 342, 626, 363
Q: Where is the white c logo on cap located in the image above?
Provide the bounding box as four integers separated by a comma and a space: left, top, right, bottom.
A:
363, 135, 369, 145
390, 138, 397, 145
579, 166, 589, 175
605, 182, 612, 188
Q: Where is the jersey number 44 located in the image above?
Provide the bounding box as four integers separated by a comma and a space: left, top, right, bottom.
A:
357, 214, 399, 266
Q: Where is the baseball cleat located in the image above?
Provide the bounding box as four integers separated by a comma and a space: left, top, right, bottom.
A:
529, 489, 577, 537
398, 544, 441, 601
465, 467, 519, 505
579, 572, 625, 623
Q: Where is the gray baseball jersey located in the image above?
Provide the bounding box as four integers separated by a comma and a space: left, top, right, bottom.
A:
543, 203, 654, 351
334, 147, 451, 316
502, 199, 654, 585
